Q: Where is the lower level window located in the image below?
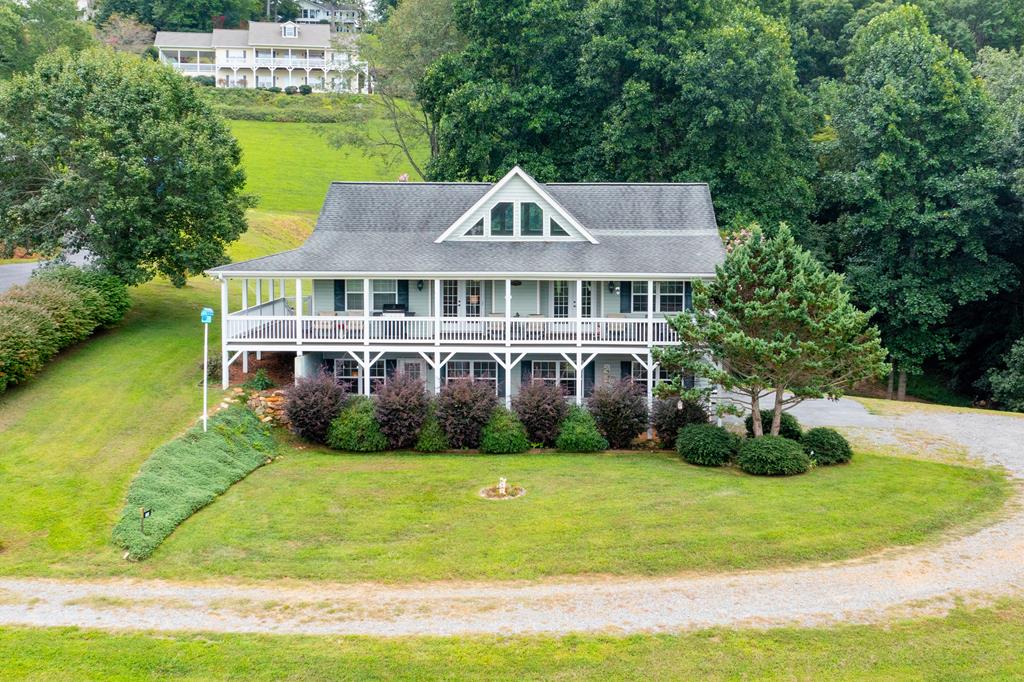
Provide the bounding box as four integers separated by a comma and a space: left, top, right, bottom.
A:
447, 360, 498, 394
631, 361, 694, 388
532, 361, 576, 396
334, 358, 361, 394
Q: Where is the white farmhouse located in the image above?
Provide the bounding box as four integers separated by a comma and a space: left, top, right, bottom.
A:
208, 167, 726, 412
154, 21, 369, 92
295, 0, 363, 32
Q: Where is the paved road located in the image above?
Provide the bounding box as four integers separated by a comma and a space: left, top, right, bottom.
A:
0, 398, 1022, 636
0, 253, 92, 294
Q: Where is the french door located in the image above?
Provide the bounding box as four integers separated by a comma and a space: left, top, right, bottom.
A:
441, 280, 482, 317
552, 281, 592, 318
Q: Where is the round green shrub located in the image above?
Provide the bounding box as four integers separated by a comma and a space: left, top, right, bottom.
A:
744, 411, 802, 440
802, 427, 853, 465
479, 407, 531, 454
0, 300, 59, 391
326, 396, 388, 452
4, 281, 97, 348
676, 424, 740, 466
737, 435, 810, 476
652, 398, 709, 449
555, 406, 609, 452
33, 265, 131, 327
414, 411, 449, 453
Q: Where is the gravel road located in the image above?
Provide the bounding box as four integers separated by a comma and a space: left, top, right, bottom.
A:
1, 398, 1022, 636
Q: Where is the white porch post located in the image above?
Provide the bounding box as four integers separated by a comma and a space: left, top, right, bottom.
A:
295, 278, 303, 346
220, 277, 229, 390
255, 280, 262, 360
575, 351, 583, 406
646, 351, 655, 438
505, 351, 513, 409
363, 349, 371, 396
433, 278, 442, 346
646, 279, 654, 344
269, 279, 274, 302
433, 350, 441, 395
363, 277, 371, 345
576, 279, 583, 347
504, 278, 512, 346
279, 278, 285, 300
241, 278, 249, 374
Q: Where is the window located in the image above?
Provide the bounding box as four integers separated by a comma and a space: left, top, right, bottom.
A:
368, 360, 387, 392
465, 280, 481, 317
400, 359, 423, 380
282, 23, 297, 37
442, 280, 459, 317
300, 8, 316, 19
550, 219, 568, 237
334, 358, 361, 393
467, 218, 484, 236
372, 279, 398, 311
552, 281, 569, 318
345, 280, 364, 311
532, 361, 576, 396
632, 281, 648, 313
521, 202, 543, 236
447, 360, 499, 394
490, 202, 513, 236
631, 362, 666, 386
658, 281, 686, 313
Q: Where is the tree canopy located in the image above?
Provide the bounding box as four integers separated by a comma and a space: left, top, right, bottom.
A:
0, 0, 94, 78
94, 0, 263, 31
0, 49, 252, 286
654, 225, 888, 435
813, 5, 1011, 384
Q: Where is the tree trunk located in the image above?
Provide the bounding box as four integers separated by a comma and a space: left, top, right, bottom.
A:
750, 393, 764, 437
770, 387, 785, 436
897, 370, 907, 401
887, 371, 894, 400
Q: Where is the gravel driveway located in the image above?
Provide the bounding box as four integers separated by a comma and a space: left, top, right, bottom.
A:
1, 398, 1022, 636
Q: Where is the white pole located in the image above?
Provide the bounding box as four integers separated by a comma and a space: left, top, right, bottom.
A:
203, 321, 209, 432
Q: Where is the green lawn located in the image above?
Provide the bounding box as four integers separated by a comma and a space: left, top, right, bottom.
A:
229, 119, 425, 213
5, 599, 1024, 680
136, 441, 1007, 583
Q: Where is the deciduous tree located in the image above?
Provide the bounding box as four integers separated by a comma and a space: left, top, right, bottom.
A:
0, 49, 252, 285
0, 0, 94, 78
97, 12, 154, 55
654, 225, 888, 436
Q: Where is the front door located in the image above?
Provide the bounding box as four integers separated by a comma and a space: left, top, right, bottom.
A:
552, 281, 592, 318
442, 280, 482, 317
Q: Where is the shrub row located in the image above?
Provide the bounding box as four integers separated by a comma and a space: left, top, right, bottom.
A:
676, 410, 853, 476
112, 407, 276, 560
0, 266, 130, 393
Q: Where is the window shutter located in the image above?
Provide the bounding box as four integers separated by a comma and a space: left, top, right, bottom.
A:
385, 358, 398, 378
397, 280, 409, 307
520, 360, 532, 385
619, 282, 632, 313
685, 281, 693, 311
620, 361, 632, 380
684, 372, 695, 390
333, 280, 346, 311
439, 362, 447, 384
584, 362, 596, 397
497, 365, 506, 398
321, 358, 334, 376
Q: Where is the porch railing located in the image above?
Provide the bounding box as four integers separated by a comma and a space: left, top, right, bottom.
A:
225, 314, 679, 346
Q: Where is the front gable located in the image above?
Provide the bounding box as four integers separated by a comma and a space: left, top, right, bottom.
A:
435, 167, 598, 244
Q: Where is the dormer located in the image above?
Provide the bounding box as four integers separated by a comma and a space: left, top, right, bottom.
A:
436, 167, 598, 244
281, 21, 298, 38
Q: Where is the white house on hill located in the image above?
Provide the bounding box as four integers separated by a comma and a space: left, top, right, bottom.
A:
154, 21, 369, 92
295, 0, 363, 32
208, 167, 726, 412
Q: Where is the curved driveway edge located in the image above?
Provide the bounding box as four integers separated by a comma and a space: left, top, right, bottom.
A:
1, 398, 1022, 636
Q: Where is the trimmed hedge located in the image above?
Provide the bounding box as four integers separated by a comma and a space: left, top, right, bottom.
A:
375, 373, 430, 449
414, 409, 450, 453
327, 396, 389, 452
555, 406, 609, 452
112, 407, 276, 560
435, 379, 497, 449
0, 267, 130, 393
285, 372, 347, 444
513, 380, 570, 446
744, 411, 802, 440
588, 380, 649, 448
652, 398, 709, 449
479, 408, 531, 454
676, 424, 740, 467
802, 427, 853, 465
737, 435, 810, 476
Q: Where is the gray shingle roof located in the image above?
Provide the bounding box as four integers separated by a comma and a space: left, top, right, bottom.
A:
211, 29, 249, 47
211, 182, 724, 277
154, 31, 213, 48
247, 21, 331, 48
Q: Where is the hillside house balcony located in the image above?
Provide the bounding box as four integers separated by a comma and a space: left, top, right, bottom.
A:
220, 278, 690, 349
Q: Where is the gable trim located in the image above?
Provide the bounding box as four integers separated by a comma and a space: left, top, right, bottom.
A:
434, 166, 599, 245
